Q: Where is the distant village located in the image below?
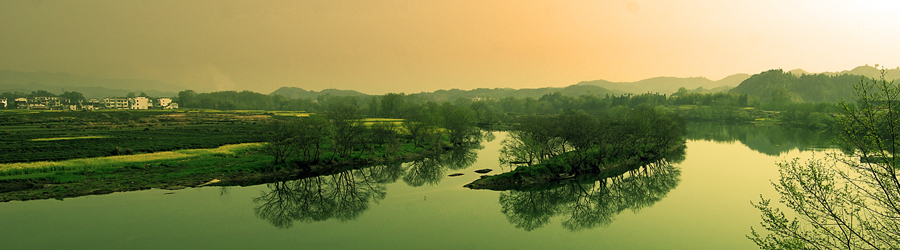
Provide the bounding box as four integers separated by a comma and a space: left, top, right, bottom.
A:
0, 96, 178, 110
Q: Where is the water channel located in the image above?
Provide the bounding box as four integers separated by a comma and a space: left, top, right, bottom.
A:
0, 123, 835, 249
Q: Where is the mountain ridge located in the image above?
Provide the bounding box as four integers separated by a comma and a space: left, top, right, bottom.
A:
576, 74, 751, 95
3, 65, 899, 100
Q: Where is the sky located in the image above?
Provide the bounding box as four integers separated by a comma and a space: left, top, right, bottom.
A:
2, 0, 900, 94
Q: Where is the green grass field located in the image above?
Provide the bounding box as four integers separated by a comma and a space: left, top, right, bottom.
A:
0, 109, 270, 163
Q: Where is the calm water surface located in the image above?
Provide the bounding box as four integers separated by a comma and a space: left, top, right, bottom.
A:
0, 124, 833, 249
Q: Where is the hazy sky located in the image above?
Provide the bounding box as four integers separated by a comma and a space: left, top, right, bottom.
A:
2, 0, 899, 94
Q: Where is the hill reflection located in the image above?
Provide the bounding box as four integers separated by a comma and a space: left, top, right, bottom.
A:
685, 122, 835, 156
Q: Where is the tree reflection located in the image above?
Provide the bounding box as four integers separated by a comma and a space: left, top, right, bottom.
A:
402, 158, 445, 187
253, 167, 389, 229
253, 145, 480, 228
499, 160, 681, 231
403, 146, 480, 186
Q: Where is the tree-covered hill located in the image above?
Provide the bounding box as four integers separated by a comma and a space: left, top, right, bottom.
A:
269, 87, 370, 100
729, 69, 863, 103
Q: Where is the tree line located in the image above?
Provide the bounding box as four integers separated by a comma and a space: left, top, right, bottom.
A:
261, 100, 481, 166
174, 86, 846, 132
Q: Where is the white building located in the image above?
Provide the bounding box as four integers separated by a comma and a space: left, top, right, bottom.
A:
104, 97, 129, 109
130, 97, 150, 110
0, 99, 6, 108
157, 98, 173, 108
14, 98, 27, 109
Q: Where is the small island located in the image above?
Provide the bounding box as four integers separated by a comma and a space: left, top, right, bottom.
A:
465, 107, 686, 190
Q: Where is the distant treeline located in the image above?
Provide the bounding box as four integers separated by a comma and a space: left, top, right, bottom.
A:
176, 86, 845, 131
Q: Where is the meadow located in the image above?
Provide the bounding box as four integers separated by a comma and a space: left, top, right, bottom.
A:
0, 109, 271, 163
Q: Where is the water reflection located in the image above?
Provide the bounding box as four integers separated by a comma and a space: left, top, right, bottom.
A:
252, 146, 479, 228
252, 167, 390, 229
686, 122, 835, 156
403, 145, 480, 186
499, 160, 681, 231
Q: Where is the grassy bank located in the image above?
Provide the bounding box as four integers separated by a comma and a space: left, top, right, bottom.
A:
0, 140, 453, 202
0, 110, 270, 163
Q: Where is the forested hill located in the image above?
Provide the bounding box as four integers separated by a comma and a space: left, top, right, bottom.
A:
412, 84, 619, 102
576, 74, 750, 94
729, 69, 862, 103
269, 87, 370, 99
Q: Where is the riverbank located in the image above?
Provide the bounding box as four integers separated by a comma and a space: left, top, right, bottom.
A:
0, 142, 457, 202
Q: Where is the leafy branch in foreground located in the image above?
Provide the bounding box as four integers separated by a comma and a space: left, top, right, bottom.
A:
750, 71, 900, 249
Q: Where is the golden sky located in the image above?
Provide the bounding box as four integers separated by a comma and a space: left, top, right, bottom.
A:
2, 0, 899, 94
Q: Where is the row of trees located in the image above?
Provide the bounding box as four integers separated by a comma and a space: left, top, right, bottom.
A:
176, 87, 844, 132
261, 101, 481, 165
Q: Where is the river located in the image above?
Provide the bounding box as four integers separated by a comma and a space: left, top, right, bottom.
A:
0, 123, 834, 249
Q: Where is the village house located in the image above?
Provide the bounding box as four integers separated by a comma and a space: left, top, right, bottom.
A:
156, 97, 178, 109
14, 98, 27, 108
130, 97, 150, 110
103, 97, 129, 109
158, 97, 172, 108
28, 97, 61, 108
5, 95, 177, 110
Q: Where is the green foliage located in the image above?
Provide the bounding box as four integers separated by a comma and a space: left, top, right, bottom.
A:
750, 72, 900, 249
482, 108, 687, 190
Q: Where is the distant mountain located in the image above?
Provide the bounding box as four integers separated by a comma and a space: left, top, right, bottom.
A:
787, 69, 811, 76
0, 70, 181, 98
788, 65, 900, 80
413, 84, 620, 102
576, 74, 750, 95
269, 87, 370, 99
